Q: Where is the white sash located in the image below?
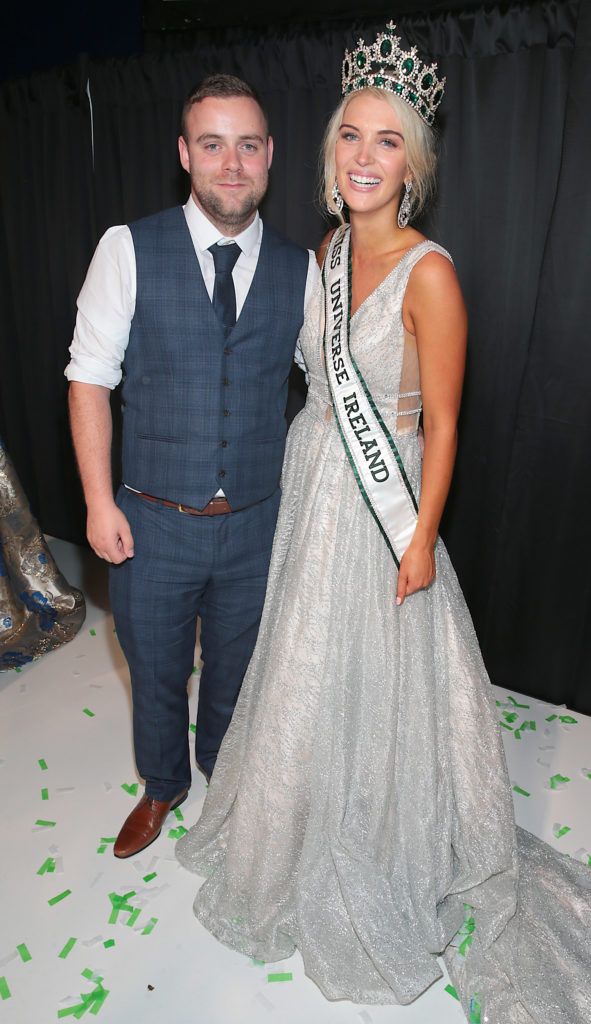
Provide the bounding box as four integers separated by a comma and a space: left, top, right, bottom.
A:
323, 227, 418, 566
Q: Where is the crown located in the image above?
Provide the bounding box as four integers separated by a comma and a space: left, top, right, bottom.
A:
342, 22, 445, 126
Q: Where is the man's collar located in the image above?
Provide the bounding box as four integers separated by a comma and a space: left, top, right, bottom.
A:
184, 196, 261, 256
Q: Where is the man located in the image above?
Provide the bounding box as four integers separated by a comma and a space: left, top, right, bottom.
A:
66, 74, 317, 858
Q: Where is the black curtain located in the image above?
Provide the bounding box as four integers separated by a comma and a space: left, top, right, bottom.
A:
1, 1, 589, 712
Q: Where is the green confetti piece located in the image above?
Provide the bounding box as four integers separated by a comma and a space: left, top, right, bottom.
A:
37, 857, 56, 875
553, 824, 571, 839
0, 977, 11, 1000
546, 714, 558, 722
559, 715, 578, 725
108, 891, 136, 925
499, 722, 513, 731
42, 788, 49, 800
251, 958, 265, 966
142, 872, 157, 883
38, 758, 48, 770
57, 976, 109, 1019
100, 837, 116, 843
103, 940, 115, 949
35, 819, 56, 827
173, 807, 184, 821
17, 943, 32, 963
48, 889, 71, 906
445, 984, 459, 1000
512, 785, 530, 797
469, 994, 482, 1023
89, 629, 96, 636
58, 938, 77, 960
82, 708, 95, 717
549, 774, 571, 790
514, 720, 536, 740
141, 917, 158, 936
502, 711, 518, 723
189, 723, 196, 734
81, 969, 95, 982
167, 826, 187, 840
96, 846, 107, 855
14, 666, 21, 673
121, 783, 138, 796
268, 972, 292, 982
125, 908, 141, 928
507, 695, 529, 708
192, 666, 198, 674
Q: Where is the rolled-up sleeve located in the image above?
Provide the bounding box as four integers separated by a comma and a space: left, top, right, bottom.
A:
65, 225, 136, 389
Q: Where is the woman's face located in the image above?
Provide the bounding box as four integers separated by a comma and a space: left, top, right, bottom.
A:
334, 91, 409, 217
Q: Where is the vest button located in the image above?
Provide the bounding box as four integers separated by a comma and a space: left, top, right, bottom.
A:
224, 347, 232, 355
223, 378, 230, 386
221, 440, 228, 448
223, 409, 230, 417
219, 469, 226, 478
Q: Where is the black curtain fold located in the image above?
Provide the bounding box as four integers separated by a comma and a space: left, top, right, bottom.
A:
1, 0, 589, 711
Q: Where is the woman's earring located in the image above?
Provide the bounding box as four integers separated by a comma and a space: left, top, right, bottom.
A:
332, 179, 344, 213
397, 180, 413, 229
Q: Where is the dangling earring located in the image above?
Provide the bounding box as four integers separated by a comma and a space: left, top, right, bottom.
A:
397, 180, 413, 229
332, 179, 344, 213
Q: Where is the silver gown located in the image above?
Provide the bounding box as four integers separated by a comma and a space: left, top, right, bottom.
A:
176, 236, 591, 1023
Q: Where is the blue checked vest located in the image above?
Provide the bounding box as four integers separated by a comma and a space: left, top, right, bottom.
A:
122, 206, 308, 509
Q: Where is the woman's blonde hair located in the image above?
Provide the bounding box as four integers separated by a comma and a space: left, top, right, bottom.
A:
320, 87, 438, 225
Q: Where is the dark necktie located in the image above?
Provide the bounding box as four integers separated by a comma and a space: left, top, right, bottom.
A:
208, 242, 241, 337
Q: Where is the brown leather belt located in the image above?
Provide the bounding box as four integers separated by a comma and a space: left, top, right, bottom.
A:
134, 491, 233, 516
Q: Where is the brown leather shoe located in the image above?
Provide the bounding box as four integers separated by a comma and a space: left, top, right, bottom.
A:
113, 789, 188, 858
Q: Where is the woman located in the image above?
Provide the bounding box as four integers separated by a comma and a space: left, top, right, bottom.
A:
177, 25, 590, 1023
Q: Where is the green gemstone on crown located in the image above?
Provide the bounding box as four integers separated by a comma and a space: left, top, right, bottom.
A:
380, 39, 392, 57
420, 104, 428, 117
356, 51, 366, 69
433, 89, 443, 104
393, 82, 403, 94
374, 75, 385, 87
408, 92, 417, 104
358, 77, 367, 88
402, 57, 414, 75
421, 73, 433, 90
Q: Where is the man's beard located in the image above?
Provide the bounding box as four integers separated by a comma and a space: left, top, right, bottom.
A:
194, 179, 266, 232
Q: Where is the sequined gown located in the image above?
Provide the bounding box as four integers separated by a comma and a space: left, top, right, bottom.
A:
176, 236, 591, 1023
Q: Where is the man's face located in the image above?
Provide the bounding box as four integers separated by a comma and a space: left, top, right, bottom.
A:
178, 96, 273, 235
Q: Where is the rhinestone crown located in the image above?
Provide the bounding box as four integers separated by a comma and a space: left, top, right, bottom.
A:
342, 22, 445, 126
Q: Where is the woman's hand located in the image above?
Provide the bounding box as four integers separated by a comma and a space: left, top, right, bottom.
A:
396, 540, 436, 606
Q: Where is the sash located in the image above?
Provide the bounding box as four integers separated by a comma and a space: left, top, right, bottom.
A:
323, 227, 418, 567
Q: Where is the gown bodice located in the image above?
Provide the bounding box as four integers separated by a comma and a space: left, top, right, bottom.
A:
298, 233, 452, 439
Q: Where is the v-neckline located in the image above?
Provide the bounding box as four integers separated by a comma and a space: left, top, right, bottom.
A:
349, 234, 427, 323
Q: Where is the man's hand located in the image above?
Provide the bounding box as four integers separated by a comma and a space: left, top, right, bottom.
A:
87, 501, 134, 564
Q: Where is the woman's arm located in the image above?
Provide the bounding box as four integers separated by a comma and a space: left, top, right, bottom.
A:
396, 252, 467, 604
316, 229, 336, 269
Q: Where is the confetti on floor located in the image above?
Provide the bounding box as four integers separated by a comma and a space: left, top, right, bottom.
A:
1, 538, 590, 1024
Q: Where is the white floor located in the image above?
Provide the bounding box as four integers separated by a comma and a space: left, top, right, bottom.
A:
1, 539, 590, 1024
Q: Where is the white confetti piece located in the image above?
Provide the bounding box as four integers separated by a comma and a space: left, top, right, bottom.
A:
358, 1011, 374, 1023
89, 872, 104, 888
253, 992, 274, 1012
0, 950, 19, 968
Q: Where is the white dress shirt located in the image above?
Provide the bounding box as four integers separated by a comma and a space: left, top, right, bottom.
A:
65, 196, 317, 388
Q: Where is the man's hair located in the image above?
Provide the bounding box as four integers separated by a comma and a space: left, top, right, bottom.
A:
181, 74, 269, 140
